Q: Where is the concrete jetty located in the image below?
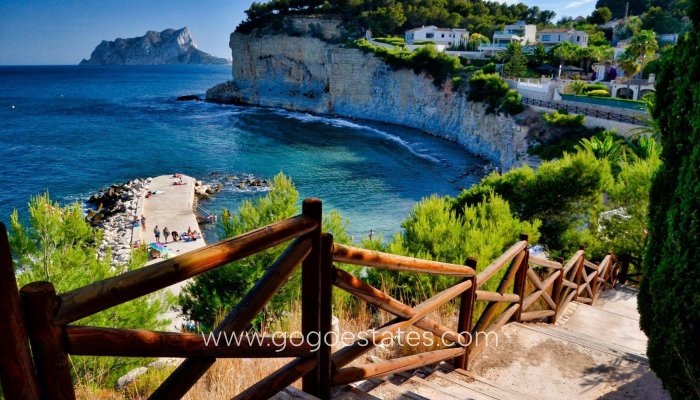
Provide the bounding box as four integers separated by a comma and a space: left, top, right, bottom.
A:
137, 174, 206, 331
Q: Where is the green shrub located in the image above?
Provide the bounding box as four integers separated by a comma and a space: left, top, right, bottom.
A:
568, 80, 588, 95
482, 62, 497, 74
353, 39, 461, 85
543, 110, 586, 127
639, 5, 700, 397
412, 40, 436, 45
468, 70, 523, 114
374, 37, 405, 46
584, 83, 609, 92
9, 194, 171, 386
587, 89, 611, 97
179, 173, 351, 330
366, 193, 540, 300
454, 151, 612, 255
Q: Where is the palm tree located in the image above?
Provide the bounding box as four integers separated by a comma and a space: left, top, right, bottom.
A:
631, 93, 661, 139
575, 133, 627, 166
619, 30, 659, 95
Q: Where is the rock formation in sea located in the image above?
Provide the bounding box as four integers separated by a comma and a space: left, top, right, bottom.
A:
206, 18, 531, 169
80, 27, 230, 65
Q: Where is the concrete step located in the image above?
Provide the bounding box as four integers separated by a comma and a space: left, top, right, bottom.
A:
558, 299, 647, 354
520, 322, 648, 363
468, 322, 668, 399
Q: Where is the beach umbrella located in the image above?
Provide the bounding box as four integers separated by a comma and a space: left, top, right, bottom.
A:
535, 64, 558, 72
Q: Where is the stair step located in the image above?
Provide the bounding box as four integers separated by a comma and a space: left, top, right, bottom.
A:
520, 322, 648, 364
424, 371, 502, 399
449, 369, 539, 400
366, 380, 430, 400
398, 376, 462, 399
333, 385, 382, 400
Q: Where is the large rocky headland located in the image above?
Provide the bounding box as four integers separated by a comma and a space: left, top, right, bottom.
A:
80, 27, 230, 65
206, 18, 531, 169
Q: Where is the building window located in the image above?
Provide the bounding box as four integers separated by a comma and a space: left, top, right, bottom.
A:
577, 36, 581, 42
426, 33, 434, 38
441, 34, 445, 38
542, 35, 551, 41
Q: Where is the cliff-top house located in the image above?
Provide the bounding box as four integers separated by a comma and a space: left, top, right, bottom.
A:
478, 21, 537, 57
405, 26, 469, 47
537, 28, 589, 48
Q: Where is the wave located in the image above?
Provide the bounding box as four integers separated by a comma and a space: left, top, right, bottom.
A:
274, 110, 442, 163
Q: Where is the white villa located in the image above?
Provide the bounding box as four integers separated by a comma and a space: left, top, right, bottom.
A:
538, 28, 589, 48
477, 21, 537, 57
405, 26, 469, 47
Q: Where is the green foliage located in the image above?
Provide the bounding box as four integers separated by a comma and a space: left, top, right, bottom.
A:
589, 7, 613, 24
595, 0, 651, 19
373, 36, 406, 46
639, 3, 700, 396
238, 0, 557, 37
575, 131, 627, 167
620, 30, 659, 79
179, 173, 351, 331
468, 70, 523, 115
366, 193, 541, 300
642, 6, 686, 33
454, 151, 613, 255
593, 152, 661, 258
502, 42, 527, 77
353, 39, 461, 85
8, 193, 170, 386
584, 83, 609, 92
481, 62, 496, 74
543, 110, 586, 128
587, 89, 612, 97
568, 80, 588, 95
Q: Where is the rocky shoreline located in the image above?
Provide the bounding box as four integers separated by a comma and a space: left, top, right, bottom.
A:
87, 178, 150, 265
87, 174, 270, 265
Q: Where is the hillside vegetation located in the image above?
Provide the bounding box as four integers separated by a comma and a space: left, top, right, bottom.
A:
238, 0, 556, 37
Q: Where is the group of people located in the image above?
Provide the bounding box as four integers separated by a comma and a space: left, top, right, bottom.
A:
152, 225, 201, 244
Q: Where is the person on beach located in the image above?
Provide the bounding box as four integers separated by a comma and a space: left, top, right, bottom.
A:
154, 226, 161, 243
141, 215, 146, 231
172, 231, 179, 242
163, 227, 170, 243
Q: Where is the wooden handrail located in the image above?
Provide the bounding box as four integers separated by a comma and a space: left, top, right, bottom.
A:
332, 278, 473, 368
0, 195, 636, 400
66, 326, 313, 358
333, 268, 464, 344
151, 229, 314, 399
332, 347, 465, 385
55, 214, 318, 325
476, 241, 527, 288
332, 243, 476, 277
529, 256, 562, 269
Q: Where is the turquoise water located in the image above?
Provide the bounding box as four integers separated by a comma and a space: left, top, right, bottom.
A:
0, 65, 486, 240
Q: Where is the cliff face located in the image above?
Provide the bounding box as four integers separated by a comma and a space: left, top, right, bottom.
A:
207, 21, 529, 168
80, 27, 229, 65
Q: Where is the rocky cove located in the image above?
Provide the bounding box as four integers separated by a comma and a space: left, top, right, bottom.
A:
86, 175, 268, 265
206, 19, 532, 169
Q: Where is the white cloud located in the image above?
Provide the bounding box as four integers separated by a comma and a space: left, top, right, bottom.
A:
563, 0, 596, 10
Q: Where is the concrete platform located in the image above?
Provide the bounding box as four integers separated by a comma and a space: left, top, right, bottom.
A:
140, 174, 206, 331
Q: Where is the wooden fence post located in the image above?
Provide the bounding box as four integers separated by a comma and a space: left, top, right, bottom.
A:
573, 246, 585, 302
301, 199, 323, 395
317, 233, 334, 399
21, 282, 75, 400
0, 223, 41, 399
619, 254, 631, 285
454, 257, 477, 370
549, 257, 565, 323
512, 234, 529, 323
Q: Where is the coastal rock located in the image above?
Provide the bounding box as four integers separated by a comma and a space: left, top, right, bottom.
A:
177, 94, 202, 101
206, 21, 530, 169
80, 27, 230, 66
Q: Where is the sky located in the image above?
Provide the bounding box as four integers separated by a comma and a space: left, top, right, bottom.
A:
0, 1, 597, 65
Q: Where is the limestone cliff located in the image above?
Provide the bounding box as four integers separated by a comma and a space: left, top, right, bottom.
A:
206, 20, 529, 168
80, 27, 229, 65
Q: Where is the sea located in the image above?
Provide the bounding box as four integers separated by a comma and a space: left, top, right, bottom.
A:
0, 65, 487, 241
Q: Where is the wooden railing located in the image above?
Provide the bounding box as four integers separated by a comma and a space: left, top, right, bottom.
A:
0, 199, 625, 400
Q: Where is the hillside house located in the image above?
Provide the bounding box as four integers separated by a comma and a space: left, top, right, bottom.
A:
478, 21, 536, 57
405, 26, 469, 47
538, 28, 589, 47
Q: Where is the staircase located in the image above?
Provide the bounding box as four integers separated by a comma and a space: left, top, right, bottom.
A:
324, 286, 669, 400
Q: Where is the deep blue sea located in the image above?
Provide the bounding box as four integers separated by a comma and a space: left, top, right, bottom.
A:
0, 65, 486, 241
